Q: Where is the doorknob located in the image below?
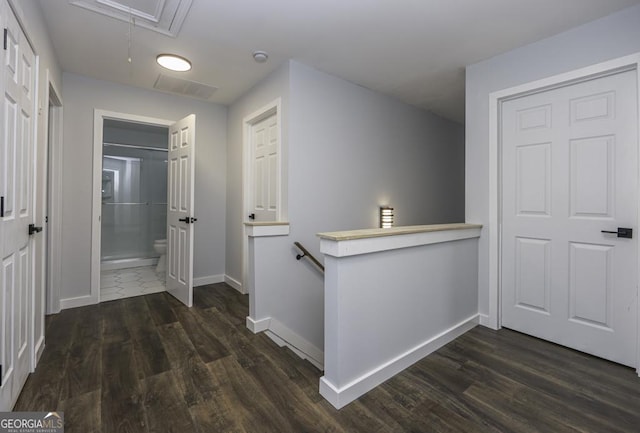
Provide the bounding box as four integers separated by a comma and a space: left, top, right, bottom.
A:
178, 217, 197, 224
601, 227, 633, 238
28, 224, 43, 235
248, 213, 255, 220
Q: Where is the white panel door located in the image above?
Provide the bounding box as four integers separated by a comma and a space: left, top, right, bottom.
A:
250, 113, 278, 221
166, 114, 196, 307
502, 70, 638, 367
0, 4, 36, 410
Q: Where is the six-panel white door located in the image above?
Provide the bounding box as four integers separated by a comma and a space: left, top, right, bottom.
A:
250, 112, 278, 221
501, 70, 638, 367
0, 4, 36, 410
166, 114, 196, 307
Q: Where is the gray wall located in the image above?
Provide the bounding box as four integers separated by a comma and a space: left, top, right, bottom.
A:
289, 61, 465, 259
229, 60, 465, 352
60, 73, 227, 301
103, 123, 168, 149
465, 4, 640, 317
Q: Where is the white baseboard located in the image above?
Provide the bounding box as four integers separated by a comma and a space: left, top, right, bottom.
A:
246, 316, 270, 333
245, 315, 324, 370
266, 318, 324, 370
224, 275, 244, 294
194, 274, 225, 287
479, 313, 499, 330
60, 294, 97, 310
320, 314, 479, 409
34, 336, 45, 369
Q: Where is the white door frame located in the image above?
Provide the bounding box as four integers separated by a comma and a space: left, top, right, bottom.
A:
90, 110, 173, 304
44, 70, 63, 315
241, 98, 284, 294
488, 53, 640, 373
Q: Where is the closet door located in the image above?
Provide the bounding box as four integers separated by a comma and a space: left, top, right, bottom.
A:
0, 1, 37, 410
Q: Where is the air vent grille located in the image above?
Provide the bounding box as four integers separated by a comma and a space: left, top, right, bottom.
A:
153, 74, 218, 100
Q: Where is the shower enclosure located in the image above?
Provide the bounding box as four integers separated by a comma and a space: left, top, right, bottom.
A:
100, 120, 168, 270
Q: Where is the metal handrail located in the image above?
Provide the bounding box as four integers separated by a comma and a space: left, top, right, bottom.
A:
294, 242, 325, 273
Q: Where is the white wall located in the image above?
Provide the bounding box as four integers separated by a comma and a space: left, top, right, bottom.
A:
319, 227, 480, 408
233, 60, 465, 355
60, 73, 227, 302
465, 4, 640, 317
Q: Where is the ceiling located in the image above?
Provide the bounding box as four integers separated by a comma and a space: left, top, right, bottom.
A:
38, 0, 640, 123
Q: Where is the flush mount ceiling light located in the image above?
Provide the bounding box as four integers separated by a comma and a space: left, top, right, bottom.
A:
156, 54, 192, 72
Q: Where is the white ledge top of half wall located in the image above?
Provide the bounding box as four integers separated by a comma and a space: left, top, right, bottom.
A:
245, 221, 290, 237
318, 223, 482, 257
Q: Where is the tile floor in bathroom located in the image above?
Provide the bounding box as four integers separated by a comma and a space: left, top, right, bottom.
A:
100, 265, 166, 302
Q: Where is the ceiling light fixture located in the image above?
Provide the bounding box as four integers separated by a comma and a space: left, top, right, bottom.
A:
156, 54, 192, 72
252, 50, 269, 63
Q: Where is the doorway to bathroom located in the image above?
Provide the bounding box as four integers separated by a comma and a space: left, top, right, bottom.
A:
99, 118, 169, 301
91, 110, 198, 307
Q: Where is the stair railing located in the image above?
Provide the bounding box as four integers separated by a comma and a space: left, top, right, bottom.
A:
294, 242, 325, 273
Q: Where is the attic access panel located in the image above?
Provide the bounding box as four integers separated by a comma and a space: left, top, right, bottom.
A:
69, 0, 192, 37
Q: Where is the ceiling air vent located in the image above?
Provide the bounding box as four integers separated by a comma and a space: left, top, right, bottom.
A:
69, 0, 192, 37
153, 74, 218, 100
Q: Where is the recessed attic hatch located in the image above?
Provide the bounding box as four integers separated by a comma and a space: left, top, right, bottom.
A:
153, 74, 218, 100
69, 0, 192, 37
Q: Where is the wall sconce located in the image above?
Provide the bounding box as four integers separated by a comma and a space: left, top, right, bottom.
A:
380, 206, 394, 228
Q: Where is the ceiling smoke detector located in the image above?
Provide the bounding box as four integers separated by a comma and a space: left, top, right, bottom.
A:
252, 51, 269, 63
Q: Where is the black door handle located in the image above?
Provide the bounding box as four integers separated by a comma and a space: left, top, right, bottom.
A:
248, 213, 255, 220
178, 217, 197, 224
601, 227, 633, 238
28, 224, 43, 235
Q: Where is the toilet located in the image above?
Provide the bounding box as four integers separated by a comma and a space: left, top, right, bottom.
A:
153, 239, 167, 273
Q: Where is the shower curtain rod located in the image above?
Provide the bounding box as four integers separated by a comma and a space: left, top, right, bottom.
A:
103, 142, 168, 152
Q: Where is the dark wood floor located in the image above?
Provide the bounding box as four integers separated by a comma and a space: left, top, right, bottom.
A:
14, 283, 640, 432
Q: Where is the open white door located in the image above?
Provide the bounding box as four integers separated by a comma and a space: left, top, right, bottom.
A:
1, 4, 37, 410
166, 114, 196, 307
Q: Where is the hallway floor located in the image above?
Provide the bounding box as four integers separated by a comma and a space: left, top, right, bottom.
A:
100, 266, 165, 302
14, 284, 640, 432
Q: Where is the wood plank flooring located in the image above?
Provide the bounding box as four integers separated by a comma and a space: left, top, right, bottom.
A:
14, 283, 640, 432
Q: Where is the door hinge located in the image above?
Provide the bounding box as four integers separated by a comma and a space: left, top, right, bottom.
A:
1, 196, 4, 217
3, 28, 7, 50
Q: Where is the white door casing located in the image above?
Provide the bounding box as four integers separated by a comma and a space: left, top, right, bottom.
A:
501, 70, 638, 367
0, 2, 37, 410
44, 75, 63, 316
241, 98, 283, 294
91, 111, 173, 308
166, 114, 196, 307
